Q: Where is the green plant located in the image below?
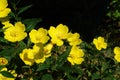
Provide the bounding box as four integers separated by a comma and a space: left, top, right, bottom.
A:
0, 0, 120, 80
107, 0, 120, 20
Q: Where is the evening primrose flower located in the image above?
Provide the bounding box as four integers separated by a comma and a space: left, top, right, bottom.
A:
19, 48, 35, 66
114, 55, 120, 62
0, 0, 11, 18
67, 46, 84, 65
29, 28, 49, 44
20, 43, 46, 66
44, 43, 53, 58
4, 22, 27, 42
67, 32, 82, 46
33, 43, 53, 62
48, 24, 69, 46
32, 43, 46, 64
0, 67, 17, 80
114, 47, 120, 62
93, 36, 107, 50
114, 47, 120, 55
0, 57, 8, 65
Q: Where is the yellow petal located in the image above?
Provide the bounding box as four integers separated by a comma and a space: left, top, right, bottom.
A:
19, 49, 34, 66
0, 0, 8, 10
114, 55, 120, 62
73, 58, 84, 65
114, 47, 120, 55
0, 8, 11, 18
67, 57, 75, 65
44, 43, 53, 58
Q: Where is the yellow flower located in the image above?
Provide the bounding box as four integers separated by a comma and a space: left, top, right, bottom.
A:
114, 47, 120, 55
33, 43, 46, 64
0, 0, 8, 10
20, 43, 47, 66
0, 8, 11, 18
0, 57, 8, 65
67, 32, 82, 46
67, 46, 84, 65
29, 28, 49, 44
19, 48, 35, 66
114, 55, 120, 62
4, 22, 27, 42
44, 43, 53, 58
0, 67, 17, 80
0, 0, 11, 18
48, 24, 69, 46
113, 47, 120, 62
33, 43, 53, 63
93, 36, 107, 50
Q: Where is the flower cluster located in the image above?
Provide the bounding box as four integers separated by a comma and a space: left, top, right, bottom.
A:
20, 43, 53, 66
0, 18, 84, 66
0, 1, 85, 78
19, 24, 84, 66
0, 3, 84, 66
1, 0, 120, 79
48, 24, 84, 65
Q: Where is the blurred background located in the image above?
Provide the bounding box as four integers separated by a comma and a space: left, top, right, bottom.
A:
10, 0, 112, 42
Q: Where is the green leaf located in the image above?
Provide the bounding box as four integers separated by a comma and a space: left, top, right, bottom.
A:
0, 37, 8, 43
0, 45, 24, 58
101, 62, 108, 72
17, 5, 33, 15
22, 65, 30, 69
32, 76, 39, 80
18, 41, 27, 48
37, 63, 50, 71
41, 74, 53, 80
0, 71, 14, 78
8, 12, 16, 18
113, 10, 120, 18
66, 72, 78, 80
55, 46, 71, 67
27, 38, 32, 47
16, 0, 21, 6
0, 47, 15, 56
103, 76, 117, 80
22, 18, 42, 32
92, 73, 101, 80
0, 28, 4, 32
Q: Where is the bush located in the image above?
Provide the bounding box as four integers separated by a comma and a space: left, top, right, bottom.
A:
0, 0, 120, 80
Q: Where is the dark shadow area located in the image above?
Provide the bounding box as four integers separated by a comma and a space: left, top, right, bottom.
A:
17, 0, 111, 42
